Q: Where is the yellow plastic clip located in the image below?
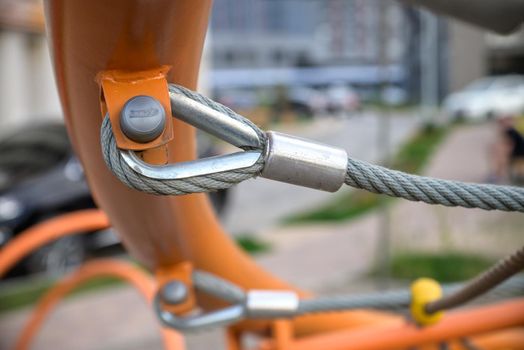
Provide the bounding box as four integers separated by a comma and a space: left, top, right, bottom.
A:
410, 278, 443, 326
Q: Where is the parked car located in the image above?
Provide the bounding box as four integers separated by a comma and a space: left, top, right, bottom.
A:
443, 75, 524, 121
324, 83, 360, 114
0, 123, 229, 278
288, 86, 328, 117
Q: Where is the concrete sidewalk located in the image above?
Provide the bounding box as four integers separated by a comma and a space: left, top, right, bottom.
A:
1, 122, 523, 349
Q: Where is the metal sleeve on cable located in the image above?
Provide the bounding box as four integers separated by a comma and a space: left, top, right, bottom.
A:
261, 131, 348, 192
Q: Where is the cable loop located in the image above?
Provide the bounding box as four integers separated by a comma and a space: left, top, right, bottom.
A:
101, 84, 524, 213
154, 267, 524, 332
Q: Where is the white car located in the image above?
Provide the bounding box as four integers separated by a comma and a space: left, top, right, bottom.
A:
288, 86, 328, 116
443, 75, 524, 121
325, 84, 360, 114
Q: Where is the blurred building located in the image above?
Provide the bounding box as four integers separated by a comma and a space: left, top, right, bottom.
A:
0, 0, 62, 128
210, 0, 408, 90
0, 0, 522, 121
210, 0, 524, 103
211, 0, 405, 67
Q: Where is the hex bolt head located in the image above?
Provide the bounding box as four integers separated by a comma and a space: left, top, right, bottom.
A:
160, 281, 189, 305
120, 95, 166, 143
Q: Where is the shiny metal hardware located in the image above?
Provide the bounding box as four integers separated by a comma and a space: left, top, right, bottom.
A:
121, 150, 261, 180
159, 280, 189, 305
121, 92, 349, 191
119, 92, 265, 179
155, 277, 247, 332
155, 294, 246, 332
260, 131, 348, 192
246, 290, 299, 318
154, 276, 302, 331
120, 95, 166, 143
170, 92, 262, 149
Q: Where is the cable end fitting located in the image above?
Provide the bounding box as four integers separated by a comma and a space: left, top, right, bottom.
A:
246, 290, 299, 318
260, 131, 348, 192
410, 278, 443, 326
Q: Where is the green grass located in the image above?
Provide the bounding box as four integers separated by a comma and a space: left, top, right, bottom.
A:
235, 235, 271, 255
283, 190, 383, 223
390, 124, 448, 173
386, 251, 494, 283
0, 276, 121, 313
284, 124, 449, 224
363, 101, 416, 113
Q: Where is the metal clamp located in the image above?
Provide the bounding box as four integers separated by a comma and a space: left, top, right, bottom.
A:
154, 275, 301, 332
119, 89, 348, 192
260, 131, 348, 192
246, 290, 299, 318
155, 293, 246, 331
121, 150, 261, 180
119, 91, 264, 180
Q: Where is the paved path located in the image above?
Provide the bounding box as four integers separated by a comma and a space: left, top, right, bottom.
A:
2, 121, 523, 350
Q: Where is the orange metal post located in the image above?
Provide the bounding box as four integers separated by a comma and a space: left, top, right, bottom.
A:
272, 320, 294, 350
43, 0, 398, 336
15, 259, 183, 350
41, 2, 524, 346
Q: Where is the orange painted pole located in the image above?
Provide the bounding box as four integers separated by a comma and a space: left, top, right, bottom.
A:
15, 259, 183, 350
0, 209, 109, 277
288, 299, 524, 350
42, 0, 402, 337
471, 328, 524, 350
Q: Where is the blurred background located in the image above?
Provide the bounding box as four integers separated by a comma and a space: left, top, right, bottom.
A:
0, 0, 523, 349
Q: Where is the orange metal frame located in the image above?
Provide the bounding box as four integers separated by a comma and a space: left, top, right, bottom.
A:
0, 1, 521, 349
14, 259, 183, 350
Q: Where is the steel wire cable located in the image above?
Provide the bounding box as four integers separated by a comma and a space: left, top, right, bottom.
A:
101, 84, 524, 213
296, 273, 524, 315
101, 115, 264, 195
188, 269, 524, 316
425, 245, 524, 314
345, 157, 524, 212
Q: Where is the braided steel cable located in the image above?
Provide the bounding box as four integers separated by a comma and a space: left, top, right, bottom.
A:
345, 157, 524, 212
101, 115, 264, 195
296, 274, 524, 315
187, 268, 524, 315
101, 84, 524, 212
425, 245, 524, 314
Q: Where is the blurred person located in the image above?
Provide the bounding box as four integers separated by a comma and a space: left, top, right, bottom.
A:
487, 116, 524, 184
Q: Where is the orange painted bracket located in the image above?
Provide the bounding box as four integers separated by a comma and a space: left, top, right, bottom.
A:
156, 261, 196, 315
96, 67, 174, 151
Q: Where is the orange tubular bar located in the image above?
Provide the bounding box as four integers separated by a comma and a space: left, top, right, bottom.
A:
0, 209, 109, 278
287, 299, 524, 350
15, 259, 183, 350
43, 0, 397, 336
41, 1, 523, 346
